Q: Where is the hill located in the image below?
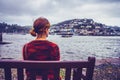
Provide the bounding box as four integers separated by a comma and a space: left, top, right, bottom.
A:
50, 18, 120, 36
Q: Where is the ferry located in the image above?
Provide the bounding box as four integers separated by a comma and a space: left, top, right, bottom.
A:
60, 29, 74, 37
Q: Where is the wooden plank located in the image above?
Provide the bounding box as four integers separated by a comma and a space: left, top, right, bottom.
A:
54, 68, 60, 80
73, 68, 82, 80
17, 68, 24, 80
42, 71, 48, 80
4, 68, 12, 80
0, 60, 91, 68
65, 68, 71, 80
30, 73, 36, 80
86, 57, 95, 80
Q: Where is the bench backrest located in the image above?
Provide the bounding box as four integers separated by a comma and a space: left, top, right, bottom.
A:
0, 57, 95, 80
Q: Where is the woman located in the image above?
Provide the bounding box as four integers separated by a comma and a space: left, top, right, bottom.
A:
23, 17, 60, 80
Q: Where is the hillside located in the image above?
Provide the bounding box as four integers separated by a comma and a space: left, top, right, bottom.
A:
50, 18, 120, 36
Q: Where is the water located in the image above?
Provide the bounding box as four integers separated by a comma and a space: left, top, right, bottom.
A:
0, 33, 120, 61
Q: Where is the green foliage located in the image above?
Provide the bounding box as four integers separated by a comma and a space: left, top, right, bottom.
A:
0, 22, 30, 34
94, 62, 120, 80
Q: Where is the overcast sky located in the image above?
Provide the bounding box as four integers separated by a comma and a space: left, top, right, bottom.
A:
0, 0, 120, 26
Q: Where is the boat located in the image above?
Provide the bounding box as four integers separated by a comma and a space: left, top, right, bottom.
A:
60, 29, 73, 37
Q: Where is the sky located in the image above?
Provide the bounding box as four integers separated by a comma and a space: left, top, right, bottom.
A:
0, 0, 120, 26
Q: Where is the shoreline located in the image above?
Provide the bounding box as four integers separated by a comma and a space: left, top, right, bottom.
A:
93, 58, 120, 80
96, 57, 120, 66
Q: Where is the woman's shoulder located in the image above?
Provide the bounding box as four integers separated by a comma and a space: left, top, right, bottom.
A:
24, 40, 59, 48
23, 40, 37, 47
46, 40, 59, 48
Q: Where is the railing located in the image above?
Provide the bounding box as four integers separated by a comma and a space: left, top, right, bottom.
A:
0, 57, 95, 80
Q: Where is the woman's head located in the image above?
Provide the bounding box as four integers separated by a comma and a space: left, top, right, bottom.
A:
30, 17, 50, 37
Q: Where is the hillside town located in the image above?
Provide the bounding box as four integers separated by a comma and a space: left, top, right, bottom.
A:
0, 18, 120, 36
50, 19, 120, 36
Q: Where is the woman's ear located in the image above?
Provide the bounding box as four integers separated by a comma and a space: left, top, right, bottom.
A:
46, 28, 49, 37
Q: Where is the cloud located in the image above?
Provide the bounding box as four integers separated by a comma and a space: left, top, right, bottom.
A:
0, 0, 50, 16
94, 0, 120, 3
0, 0, 120, 26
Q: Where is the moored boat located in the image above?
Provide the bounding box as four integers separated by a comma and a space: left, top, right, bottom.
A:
60, 29, 73, 37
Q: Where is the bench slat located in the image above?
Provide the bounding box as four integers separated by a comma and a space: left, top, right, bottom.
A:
0, 61, 91, 68
17, 68, 24, 80
30, 73, 36, 80
86, 57, 95, 80
54, 68, 60, 80
42, 71, 48, 80
4, 67, 11, 80
73, 68, 82, 80
65, 67, 71, 80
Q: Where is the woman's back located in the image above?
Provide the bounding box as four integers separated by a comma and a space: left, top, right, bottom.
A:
23, 40, 60, 61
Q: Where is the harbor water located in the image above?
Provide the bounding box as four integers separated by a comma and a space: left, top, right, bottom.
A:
0, 33, 120, 61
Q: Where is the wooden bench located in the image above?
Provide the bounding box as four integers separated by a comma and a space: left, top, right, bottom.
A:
0, 57, 95, 80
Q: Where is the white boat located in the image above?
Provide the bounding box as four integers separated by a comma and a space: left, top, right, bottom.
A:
60, 29, 73, 37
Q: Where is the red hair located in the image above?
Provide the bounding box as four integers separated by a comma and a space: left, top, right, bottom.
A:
30, 17, 50, 36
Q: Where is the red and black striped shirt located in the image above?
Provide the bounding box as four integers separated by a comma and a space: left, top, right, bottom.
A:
22, 40, 60, 79
23, 40, 60, 61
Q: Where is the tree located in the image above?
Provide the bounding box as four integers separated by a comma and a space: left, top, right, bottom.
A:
0, 32, 2, 43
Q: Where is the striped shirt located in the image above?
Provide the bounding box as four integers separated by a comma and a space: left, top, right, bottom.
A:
23, 40, 60, 79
